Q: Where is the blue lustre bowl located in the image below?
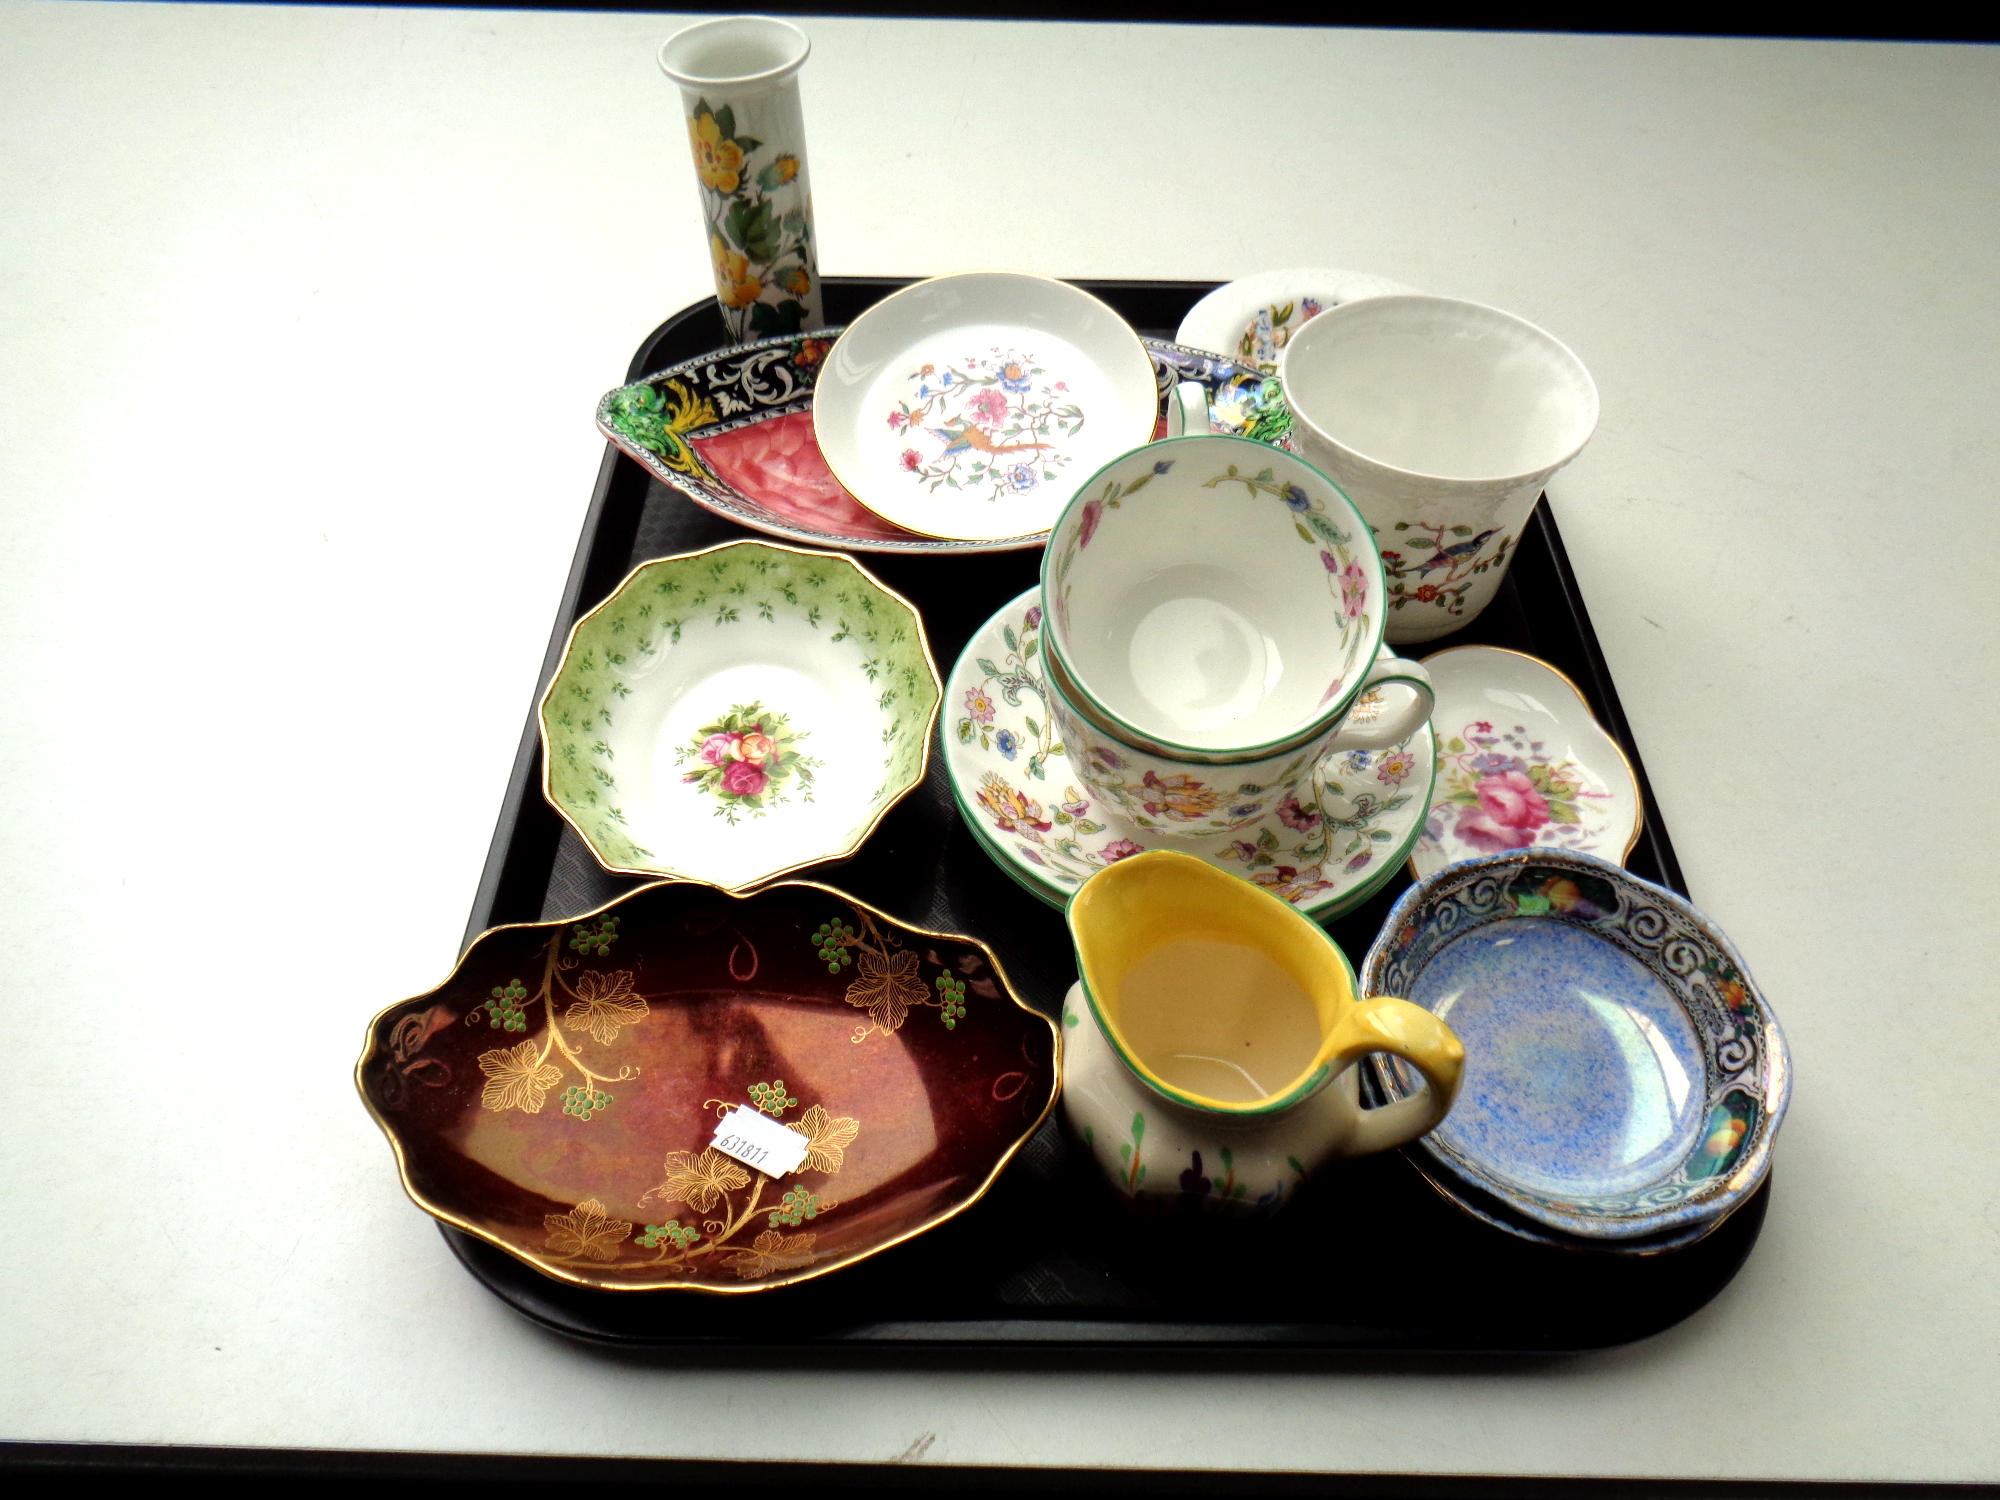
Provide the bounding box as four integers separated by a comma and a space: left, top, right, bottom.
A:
1360, 849, 1790, 1243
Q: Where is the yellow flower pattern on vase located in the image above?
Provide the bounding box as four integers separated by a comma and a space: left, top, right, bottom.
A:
681, 98, 819, 339
688, 108, 746, 193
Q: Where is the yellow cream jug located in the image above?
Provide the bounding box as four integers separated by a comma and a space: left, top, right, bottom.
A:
1061, 849, 1463, 1210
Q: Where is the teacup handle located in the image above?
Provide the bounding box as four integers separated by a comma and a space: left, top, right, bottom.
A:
1326, 656, 1434, 752
1322, 997, 1464, 1156
1164, 379, 1209, 439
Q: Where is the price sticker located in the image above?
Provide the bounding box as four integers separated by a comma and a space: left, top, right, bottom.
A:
709, 1105, 810, 1178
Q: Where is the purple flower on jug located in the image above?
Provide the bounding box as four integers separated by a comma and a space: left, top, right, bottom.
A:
1180, 1151, 1212, 1197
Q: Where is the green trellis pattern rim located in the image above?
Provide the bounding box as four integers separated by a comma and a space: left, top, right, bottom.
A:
539, 539, 941, 888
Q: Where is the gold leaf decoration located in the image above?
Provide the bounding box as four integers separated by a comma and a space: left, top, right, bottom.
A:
543, 1197, 632, 1262
640, 1146, 750, 1213
844, 947, 925, 1035
785, 1103, 860, 1174
564, 968, 648, 1045
477, 1041, 564, 1113
726, 1229, 819, 1280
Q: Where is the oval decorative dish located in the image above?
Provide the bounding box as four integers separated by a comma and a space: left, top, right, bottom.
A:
1362, 848, 1790, 1243
539, 539, 940, 893
356, 880, 1060, 1293
1410, 645, 1642, 879
596, 330, 1279, 554
941, 588, 1435, 922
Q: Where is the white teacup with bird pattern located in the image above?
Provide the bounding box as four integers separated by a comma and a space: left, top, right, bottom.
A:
1280, 294, 1599, 645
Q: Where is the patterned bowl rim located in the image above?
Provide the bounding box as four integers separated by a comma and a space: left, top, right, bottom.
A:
1361, 847, 1791, 1240
1173, 265, 1420, 365
1406, 643, 1645, 881
593, 329, 1274, 555
355, 877, 1063, 1294
536, 537, 942, 893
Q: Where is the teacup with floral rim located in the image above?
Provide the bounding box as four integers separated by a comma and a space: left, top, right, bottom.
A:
1039, 434, 1432, 835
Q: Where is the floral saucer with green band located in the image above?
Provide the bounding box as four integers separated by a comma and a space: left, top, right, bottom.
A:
539, 540, 940, 893
941, 588, 1435, 921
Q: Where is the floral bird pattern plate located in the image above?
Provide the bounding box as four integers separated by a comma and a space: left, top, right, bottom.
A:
809, 273, 1158, 543
356, 879, 1060, 1293
596, 331, 1284, 555
941, 588, 1436, 922
1409, 645, 1641, 880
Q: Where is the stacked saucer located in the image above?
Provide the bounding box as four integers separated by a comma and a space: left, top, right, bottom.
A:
1360, 847, 1791, 1253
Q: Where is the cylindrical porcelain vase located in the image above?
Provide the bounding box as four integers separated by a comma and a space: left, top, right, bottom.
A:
659, 16, 824, 341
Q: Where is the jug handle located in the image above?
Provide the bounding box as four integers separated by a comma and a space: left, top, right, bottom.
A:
1323, 996, 1465, 1156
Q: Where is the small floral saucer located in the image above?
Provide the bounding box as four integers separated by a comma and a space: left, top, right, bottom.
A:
1175, 267, 1417, 374
539, 540, 940, 893
599, 331, 1284, 554
1409, 646, 1642, 880
941, 588, 1436, 921
811, 273, 1159, 543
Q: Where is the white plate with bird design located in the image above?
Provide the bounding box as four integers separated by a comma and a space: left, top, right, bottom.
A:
811, 272, 1159, 543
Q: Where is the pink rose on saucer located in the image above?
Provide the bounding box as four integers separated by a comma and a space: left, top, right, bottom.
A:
722, 759, 768, 797
1455, 770, 1550, 852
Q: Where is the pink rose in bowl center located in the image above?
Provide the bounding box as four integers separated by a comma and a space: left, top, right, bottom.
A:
1454, 770, 1551, 852
699, 732, 740, 766
721, 759, 769, 797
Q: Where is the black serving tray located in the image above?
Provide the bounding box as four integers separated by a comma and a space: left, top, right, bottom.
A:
448, 277, 1766, 1354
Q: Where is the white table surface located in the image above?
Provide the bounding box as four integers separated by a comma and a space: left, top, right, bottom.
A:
3, 2, 1996, 1483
